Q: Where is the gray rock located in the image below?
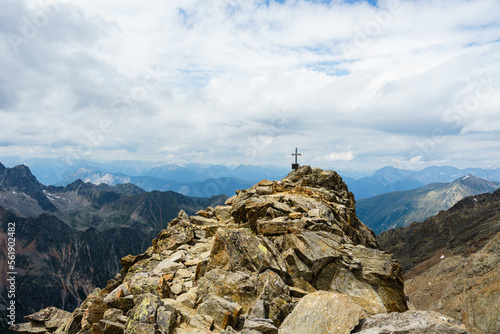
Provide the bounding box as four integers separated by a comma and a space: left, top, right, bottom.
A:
245, 318, 278, 334
156, 305, 177, 334
175, 268, 193, 279
249, 299, 269, 319
214, 205, 233, 223
351, 310, 469, 334
255, 270, 292, 325
9, 323, 48, 333
190, 215, 219, 226
170, 282, 186, 295
104, 283, 131, 304
153, 260, 186, 275
167, 250, 187, 263
99, 320, 126, 334
198, 295, 242, 329
176, 288, 198, 309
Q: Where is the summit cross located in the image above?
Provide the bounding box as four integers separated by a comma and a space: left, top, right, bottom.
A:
292, 147, 301, 171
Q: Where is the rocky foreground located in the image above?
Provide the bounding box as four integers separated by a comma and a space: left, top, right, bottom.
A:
11, 166, 467, 334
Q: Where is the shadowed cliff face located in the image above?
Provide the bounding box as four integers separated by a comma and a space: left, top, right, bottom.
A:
378, 189, 500, 334
11, 166, 437, 334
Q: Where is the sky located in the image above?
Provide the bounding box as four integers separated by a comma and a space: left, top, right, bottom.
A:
1, 0, 500, 172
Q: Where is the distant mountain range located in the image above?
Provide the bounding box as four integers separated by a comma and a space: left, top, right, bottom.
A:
4, 156, 500, 200
0, 156, 289, 187
55, 168, 255, 198
356, 175, 500, 234
344, 165, 500, 199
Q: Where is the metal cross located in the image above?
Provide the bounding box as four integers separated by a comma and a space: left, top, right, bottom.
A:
291, 147, 301, 171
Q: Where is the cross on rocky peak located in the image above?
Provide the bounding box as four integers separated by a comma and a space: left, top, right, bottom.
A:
292, 147, 301, 171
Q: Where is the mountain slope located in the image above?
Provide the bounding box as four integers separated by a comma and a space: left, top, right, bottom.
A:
357, 175, 500, 234
377, 190, 500, 333
344, 167, 425, 199
11, 166, 471, 334
0, 164, 227, 231
48, 181, 226, 231
0, 207, 157, 332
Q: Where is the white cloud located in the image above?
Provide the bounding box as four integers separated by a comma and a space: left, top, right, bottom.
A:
1, 0, 500, 170
316, 152, 355, 162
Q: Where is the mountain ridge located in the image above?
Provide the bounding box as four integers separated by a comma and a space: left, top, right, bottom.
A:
356, 174, 500, 234
0, 163, 228, 232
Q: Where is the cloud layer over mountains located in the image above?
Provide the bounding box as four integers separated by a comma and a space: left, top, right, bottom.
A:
1, 0, 500, 170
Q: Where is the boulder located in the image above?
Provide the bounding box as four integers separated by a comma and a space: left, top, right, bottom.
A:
197, 295, 242, 329
188, 314, 214, 331
82, 294, 109, 327
278, 291, 364, 334
9, 307, 71, 333
197, 269, 258, 312
153, 221, 195, 252
255, 270, 292, 326
207, 228, 287, 275
214, 205, 234, 223
153, 260, 186, 275
125, 293, 161, 333
103, 308, 124, 322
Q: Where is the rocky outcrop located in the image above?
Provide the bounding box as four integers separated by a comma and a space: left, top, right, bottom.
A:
12, 166, 468, 334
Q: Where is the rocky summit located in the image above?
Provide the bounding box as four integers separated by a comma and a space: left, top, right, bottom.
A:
11, 166, 467, 334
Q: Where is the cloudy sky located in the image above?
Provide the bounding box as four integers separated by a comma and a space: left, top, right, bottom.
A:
1, 0, 500, 171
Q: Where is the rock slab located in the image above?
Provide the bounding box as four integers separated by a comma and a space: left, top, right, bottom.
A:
278, 291, 364, 334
